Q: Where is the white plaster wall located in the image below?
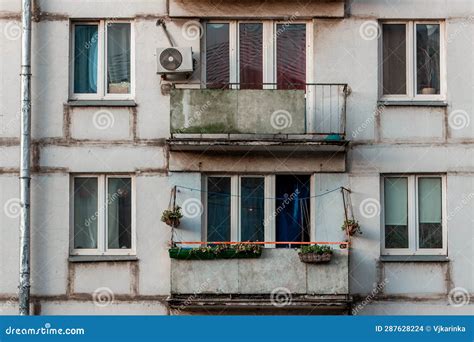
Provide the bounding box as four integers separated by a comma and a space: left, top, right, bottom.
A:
0, 0, 473, 315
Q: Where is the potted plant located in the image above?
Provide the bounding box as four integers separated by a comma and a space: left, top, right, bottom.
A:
298, 244, 333, 264
341, 219, 361, 236
161, 206, 183, 227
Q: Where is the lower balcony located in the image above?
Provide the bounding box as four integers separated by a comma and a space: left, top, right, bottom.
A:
168, 248, 351, 314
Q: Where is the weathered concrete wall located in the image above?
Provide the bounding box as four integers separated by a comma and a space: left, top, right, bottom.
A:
0, 0, 473, 315
170, 249, 349, 295
170, 89, 306, 134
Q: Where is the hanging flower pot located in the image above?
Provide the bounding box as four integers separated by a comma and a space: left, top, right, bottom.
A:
161, 206, 183, 228
298, 245, 333, 264
341, 219, 361, 236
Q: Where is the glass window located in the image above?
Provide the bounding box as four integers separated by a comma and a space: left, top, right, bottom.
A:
418, 177, 442, 249
240, 177, 265, 242
108, 178, 132, 249
74, 25, 98, 94
72, 176, 134, 255
72, 21, 132, 98
206, 23, 230, 89
73, 178, 98, 249
207, 177, 231, 241
239, 23, 263, 89
383, 175, 446, 255
382, 24, 406, 95
276, 24, 306, 90
107, 23, 131, 94
416, 24, 440, 95
384, 177, 409, 249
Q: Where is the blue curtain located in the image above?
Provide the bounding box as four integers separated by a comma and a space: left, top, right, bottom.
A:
275, 175, 311, 247
74, 25, 98, 93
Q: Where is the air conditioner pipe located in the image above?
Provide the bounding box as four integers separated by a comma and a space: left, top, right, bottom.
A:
19, 0, 32, 316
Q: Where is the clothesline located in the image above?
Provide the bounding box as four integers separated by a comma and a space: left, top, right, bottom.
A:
175, 185, 346, 201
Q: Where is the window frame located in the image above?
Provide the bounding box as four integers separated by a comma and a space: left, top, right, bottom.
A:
70, 174, 136, 256
201, 20, 313, 89
202, 174, 315, 247
70, 20, 135, 101
379, 21, 446, 102
381, 174, 447, 256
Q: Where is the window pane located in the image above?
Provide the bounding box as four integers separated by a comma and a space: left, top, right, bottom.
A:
239, 23, 263, 89
276, 24, 306, 90
206, 23, 229, 89
384, 177, 409, 249
74, 178, 98, 249
382, 24, 406, 95
107, 23, 131, 94
108, 178, 132, 249
416, 24, 440, 95
74, 25, 98, 93
418, 178, 442, 249
207, 177, 231, 242
241, 177, 264, 242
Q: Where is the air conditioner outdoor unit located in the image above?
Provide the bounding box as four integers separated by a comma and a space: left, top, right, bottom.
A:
157, 47, 193, 74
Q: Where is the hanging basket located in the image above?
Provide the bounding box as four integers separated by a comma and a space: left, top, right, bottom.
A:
164, 217, 180, 228
298, 252, 332, 264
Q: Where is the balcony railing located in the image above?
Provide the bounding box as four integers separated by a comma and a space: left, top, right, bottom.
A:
170, 83, 349, 140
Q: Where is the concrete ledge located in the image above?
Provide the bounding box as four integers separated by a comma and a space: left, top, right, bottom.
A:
67, 100, 137, 107
379, 255, 450, 263
68, 255, 139, 263
378, 100, 448, 107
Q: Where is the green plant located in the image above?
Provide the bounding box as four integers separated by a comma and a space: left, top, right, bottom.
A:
299, 244, 333, 255
161, 206, 183, 227
341, 219, 362, 236
169, 243, 262, 260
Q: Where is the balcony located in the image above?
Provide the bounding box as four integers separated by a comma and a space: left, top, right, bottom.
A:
168, 84, 349, 154
168, 248, 351, 313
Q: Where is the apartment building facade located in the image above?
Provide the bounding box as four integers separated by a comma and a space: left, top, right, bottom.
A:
0, 0, 473, 315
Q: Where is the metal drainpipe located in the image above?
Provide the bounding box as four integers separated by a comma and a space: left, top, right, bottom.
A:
19, 0, 32, 316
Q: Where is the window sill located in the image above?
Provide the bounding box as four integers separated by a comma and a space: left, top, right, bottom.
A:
378, 100, 448, 107
68, 255, 138, 263
380, 255, 449, 263
67, 100, 137, 107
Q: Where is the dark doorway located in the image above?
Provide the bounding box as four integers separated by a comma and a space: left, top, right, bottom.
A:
275, 175, 311, 248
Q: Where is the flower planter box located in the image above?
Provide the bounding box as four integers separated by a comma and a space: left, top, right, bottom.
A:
298, 252, 332, 264
169, 247, 262, 260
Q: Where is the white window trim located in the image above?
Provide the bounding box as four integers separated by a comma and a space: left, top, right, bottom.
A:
381, 174, 447, 256
70, 20, 135, 101
70, 175, 136, 256
202, 174, 314, 247
379, 21, 446, 102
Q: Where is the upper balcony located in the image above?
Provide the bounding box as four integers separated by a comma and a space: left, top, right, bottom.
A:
168, 83, 350, 154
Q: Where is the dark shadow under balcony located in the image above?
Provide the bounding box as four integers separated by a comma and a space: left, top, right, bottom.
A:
168, 84, 350, 154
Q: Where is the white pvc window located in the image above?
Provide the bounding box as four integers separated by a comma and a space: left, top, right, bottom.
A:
70, 20, 135, 100
382, 175, 447, 256
71, 175, 136, 256
202, 20, 312, 89
202, 175, 314, 248
380, 21, 445, 101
